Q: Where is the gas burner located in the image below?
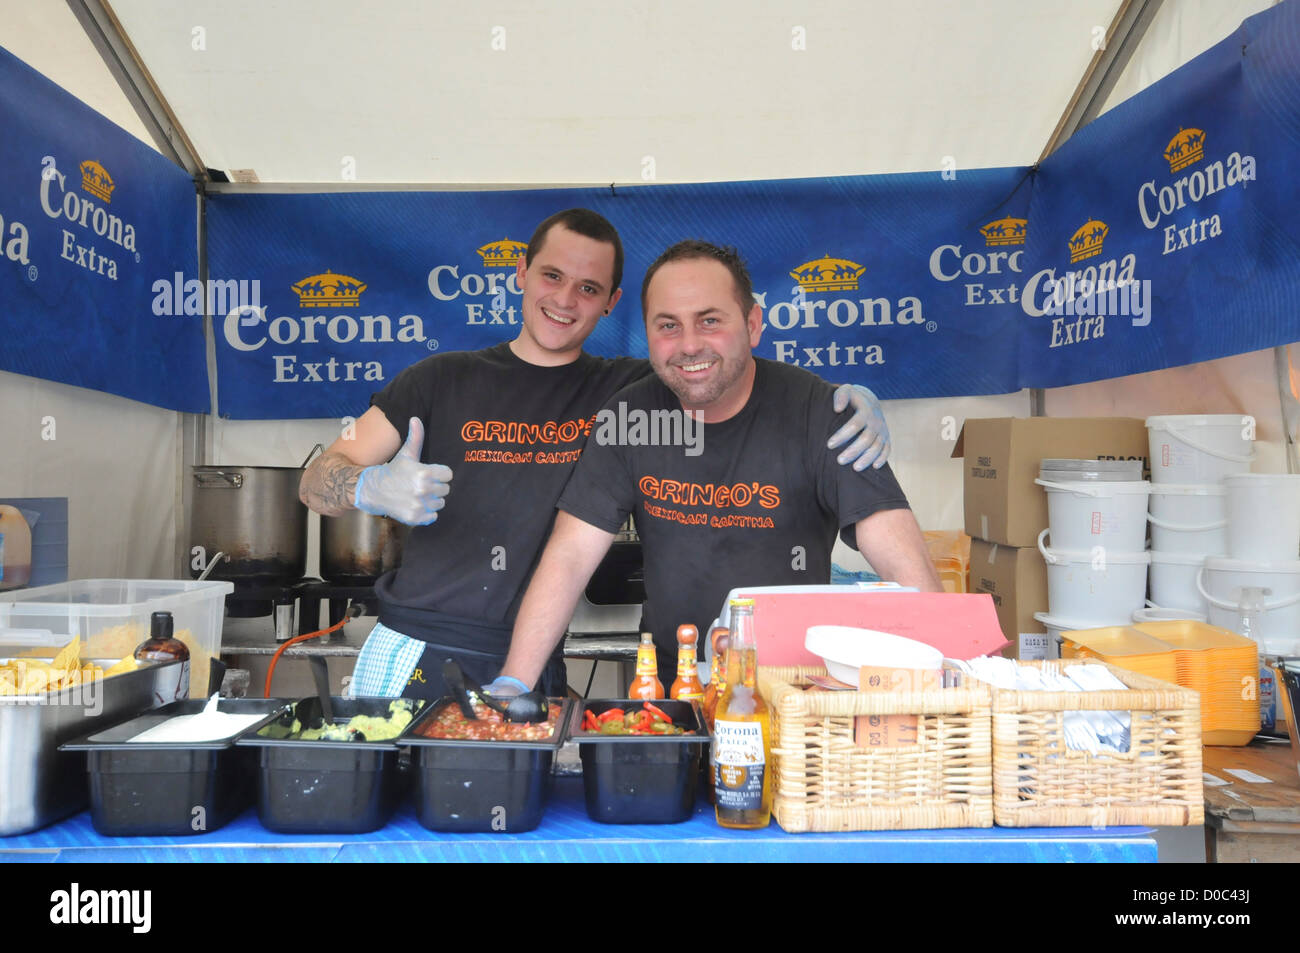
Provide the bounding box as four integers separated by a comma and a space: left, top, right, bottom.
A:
222, 578, 378, 641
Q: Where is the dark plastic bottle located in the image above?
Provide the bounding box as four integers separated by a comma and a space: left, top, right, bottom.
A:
134, 610, 191, 703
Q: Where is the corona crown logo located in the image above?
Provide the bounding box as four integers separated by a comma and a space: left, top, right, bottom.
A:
1163, 127, 1205, 173
1067, 219, 1108, 263
789, 254, 866, 293
79, 160, 114, 203
979, 216, 1027, 247
476, 238, 528, 268
291, 270, 367, 308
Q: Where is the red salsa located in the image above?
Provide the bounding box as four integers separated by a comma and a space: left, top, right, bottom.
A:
417, 700, 561, 741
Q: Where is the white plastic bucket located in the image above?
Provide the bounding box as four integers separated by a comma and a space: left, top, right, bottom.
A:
1147, 550, 1208, 616
1037, 529, 1150, 621
1034, 479, 1150, 552
1132, 606, 1207, 624
1039, 458, 1142, 483
1224, 473, 1300, 562
1145, 414, 1254, 484
1198, 556, 1300, 656
1146, 483, 1227, 555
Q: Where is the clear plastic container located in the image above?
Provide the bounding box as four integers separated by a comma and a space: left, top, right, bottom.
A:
0, 580, 232, 699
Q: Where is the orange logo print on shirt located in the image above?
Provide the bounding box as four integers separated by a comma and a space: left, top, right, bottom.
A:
638, 475, 781, 530
460, 415, 596, 465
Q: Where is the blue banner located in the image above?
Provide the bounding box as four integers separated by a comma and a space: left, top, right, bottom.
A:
0, 46, 204, 411
206, 170, 1031, 418
1020, 0, 1300, 387
5, 0, 1300, 419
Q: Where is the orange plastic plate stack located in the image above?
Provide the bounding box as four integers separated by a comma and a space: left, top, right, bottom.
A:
1059, 626, 1179, 684
1062, 621, 1260, 745
1134, 621, 1261, 746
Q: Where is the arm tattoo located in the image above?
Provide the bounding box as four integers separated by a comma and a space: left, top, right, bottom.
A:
299, 450, 364, 516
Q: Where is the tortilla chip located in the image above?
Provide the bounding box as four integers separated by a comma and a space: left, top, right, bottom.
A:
102, 655, 138, 678
51, 636, 81, 673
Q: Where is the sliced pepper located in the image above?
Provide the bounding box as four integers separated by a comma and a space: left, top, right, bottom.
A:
599, 719, 626, 735
635, 710, 654, 733
643, 701, 672, 724
596, 708, 626, 724
583, 710, 600, 731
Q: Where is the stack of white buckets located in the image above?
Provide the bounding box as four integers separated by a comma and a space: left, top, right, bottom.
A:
1034, 414, 1300, 660
1033, 458, 1151, 653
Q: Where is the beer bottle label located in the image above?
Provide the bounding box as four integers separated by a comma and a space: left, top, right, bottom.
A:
713, 719, 765, 811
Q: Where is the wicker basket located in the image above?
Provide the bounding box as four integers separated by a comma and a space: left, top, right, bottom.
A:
757, 665, 993, 833
980, 660, 1203, 827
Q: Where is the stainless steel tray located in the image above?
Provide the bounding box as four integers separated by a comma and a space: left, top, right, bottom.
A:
0, 657, 182, 836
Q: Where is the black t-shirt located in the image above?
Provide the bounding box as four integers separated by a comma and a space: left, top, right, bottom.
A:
557, 358, 911, 665
371, 342, 648, 628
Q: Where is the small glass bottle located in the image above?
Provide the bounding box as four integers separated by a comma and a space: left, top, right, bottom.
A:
670, 624, 705, 701
628, 631, 664, 699
713, 599, 773, 829
134, 610, 190, 702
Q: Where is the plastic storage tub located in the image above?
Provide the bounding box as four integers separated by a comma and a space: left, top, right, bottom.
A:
60, 698, 288, 836
0, 579, 233, 699
401, 697, 571, 833
237, 697, 422, 834
575, 699, 710, 824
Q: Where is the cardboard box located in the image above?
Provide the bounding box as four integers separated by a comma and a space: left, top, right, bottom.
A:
969, 539, 1048, 659
953, 417, 1149, 548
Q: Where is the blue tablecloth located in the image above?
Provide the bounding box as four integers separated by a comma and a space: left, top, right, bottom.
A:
0, 779, 1156, 862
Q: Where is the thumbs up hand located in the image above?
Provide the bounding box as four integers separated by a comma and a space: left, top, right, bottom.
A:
355, 418, 453, 525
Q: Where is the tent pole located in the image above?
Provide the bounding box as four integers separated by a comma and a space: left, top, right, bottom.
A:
1038, 0, 1165, 163
1031, 0, 1163, 417
64, 0, 208, 179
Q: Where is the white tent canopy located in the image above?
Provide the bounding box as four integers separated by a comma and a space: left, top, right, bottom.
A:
0, 0, 1287, 579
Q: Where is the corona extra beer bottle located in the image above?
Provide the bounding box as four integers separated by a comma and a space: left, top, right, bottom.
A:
712, 599, 772, 829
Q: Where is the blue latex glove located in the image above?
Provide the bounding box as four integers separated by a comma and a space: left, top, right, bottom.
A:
482, 676, 529, 699
354, 417, 453, 525
828, 384, 891, 470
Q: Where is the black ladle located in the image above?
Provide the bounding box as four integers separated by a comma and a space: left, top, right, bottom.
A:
476, 685, 550, 724
443, 659, 478, 719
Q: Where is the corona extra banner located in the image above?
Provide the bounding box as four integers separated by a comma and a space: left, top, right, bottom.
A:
206, 170, 1032, 418
0, 46, 203, 411
1022, 0, 1300, 387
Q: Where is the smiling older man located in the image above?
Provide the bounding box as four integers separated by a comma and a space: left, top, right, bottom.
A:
499, 239, 941, 692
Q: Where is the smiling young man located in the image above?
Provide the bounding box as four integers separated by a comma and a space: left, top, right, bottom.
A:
300, 215, 897, 703
498, 239, 942, 692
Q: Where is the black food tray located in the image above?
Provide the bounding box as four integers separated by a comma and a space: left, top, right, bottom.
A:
59, 698, 290, 836
574, 699, 710, 824
236, 696, 423, 834
400, 697, 571, 833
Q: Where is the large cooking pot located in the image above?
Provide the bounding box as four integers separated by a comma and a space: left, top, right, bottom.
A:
190, 466, 308, 584
320, 510, 408, 584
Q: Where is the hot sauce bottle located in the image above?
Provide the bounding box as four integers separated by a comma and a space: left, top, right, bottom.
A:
712, 599, 773, 829
628, 631, 664, 699
670, 624, 705, 701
